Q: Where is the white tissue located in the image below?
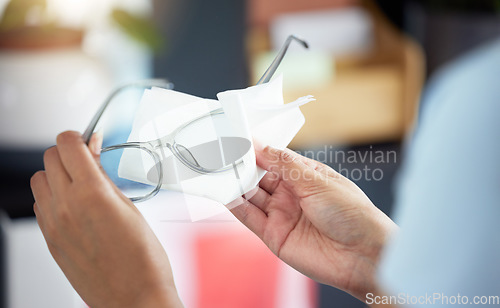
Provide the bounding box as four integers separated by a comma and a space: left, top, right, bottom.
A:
118, 75, 314, 220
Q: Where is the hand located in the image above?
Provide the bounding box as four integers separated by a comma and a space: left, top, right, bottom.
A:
228, 145, 397, 300
30, 131, 183, 308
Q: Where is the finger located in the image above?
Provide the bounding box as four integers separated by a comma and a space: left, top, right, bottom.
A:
255, 146, 319, 195
226, 197, 267, 239
298, 155, 338, 178
33, 202, 47, 233
56, 131, 102, 181
87, 132, 126, 197
88, 132, 108, 177
256, 139, 336, 178
30, 171, 52, 212
258, 170, 281, 195
44, 146, 71, 191
88, 131, 103, 164
33, 201, 41, 219
245, 186, 271, 211
253, 140, 281, 194
268, 147, 335, 176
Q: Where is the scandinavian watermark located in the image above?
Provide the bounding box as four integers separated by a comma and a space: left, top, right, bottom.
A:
267, 145, 398, 182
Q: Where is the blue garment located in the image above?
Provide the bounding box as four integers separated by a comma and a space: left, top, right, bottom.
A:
378, 38, 500, 306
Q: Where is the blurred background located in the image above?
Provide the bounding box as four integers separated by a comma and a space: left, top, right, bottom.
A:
0, 0, 499, 307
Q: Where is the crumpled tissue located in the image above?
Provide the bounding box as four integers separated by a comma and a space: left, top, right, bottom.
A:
118, 75, 314, 220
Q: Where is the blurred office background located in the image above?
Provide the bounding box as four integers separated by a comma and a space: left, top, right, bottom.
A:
0, 0, 499, 307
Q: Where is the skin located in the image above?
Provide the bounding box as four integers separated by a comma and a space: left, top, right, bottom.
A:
31, 131, 183, 308
31, 131, 397, 307
229, 143, 398, 301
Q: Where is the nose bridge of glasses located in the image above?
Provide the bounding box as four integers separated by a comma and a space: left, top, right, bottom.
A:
155, 133, 175, 150
151, 107, 223, 151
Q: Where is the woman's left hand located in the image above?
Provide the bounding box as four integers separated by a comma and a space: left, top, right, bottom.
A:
30, 131, 183, 308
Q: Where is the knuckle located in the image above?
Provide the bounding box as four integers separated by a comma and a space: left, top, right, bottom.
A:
312, 160, 328, 171
314, 163, 337, 178
265, 146, 295, 165
279, 149, 297, 164
33, 202, 40, 215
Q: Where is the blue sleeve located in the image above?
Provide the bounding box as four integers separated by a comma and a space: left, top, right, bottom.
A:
377, 38, 500, 307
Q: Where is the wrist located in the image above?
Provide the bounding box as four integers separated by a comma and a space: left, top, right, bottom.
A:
347, 208, 398, 300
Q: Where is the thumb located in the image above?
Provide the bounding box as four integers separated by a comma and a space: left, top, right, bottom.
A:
255, 145, 320, 194
88, 131, 103, 165
87, 132, 129, 198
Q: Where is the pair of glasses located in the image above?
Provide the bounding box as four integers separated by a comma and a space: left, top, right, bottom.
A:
83, 35, 309, 202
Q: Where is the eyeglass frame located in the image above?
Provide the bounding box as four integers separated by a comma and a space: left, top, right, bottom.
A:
82, 35, 309, 202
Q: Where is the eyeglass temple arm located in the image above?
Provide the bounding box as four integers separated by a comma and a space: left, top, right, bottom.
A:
256, 35, 309, 85
82, 79, 173, 145
84, 35, 307, 145
83, 35, 307, 144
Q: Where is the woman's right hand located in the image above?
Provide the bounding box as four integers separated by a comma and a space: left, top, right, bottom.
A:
228, 145, 397, 300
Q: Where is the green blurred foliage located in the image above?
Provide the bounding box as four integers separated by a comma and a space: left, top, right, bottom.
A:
111, 9, 164, 52
0, 0, 164, 51
0, 0, 48, 31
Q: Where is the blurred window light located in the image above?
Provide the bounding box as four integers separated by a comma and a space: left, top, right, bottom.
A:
270, 7, 374, 57
44, 0, 152, 29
